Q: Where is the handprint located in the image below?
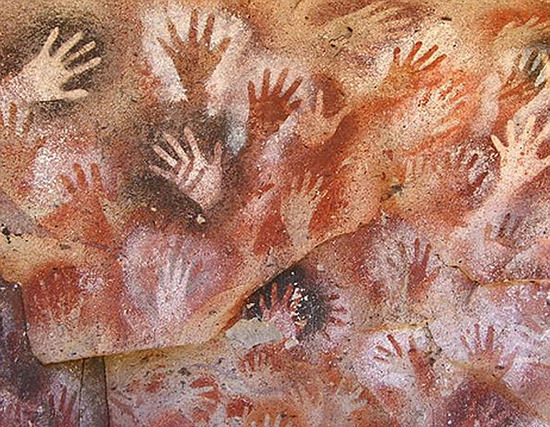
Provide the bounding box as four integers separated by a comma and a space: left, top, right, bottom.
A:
497, 51, 548, 126
295, 90, 350, 148
484, 212, 522, 249
334, 380, 367, 417
449, 147, 490, 197
404, 238, 439, 303
247, 68, 303, 143
158, 10, 231, 107
0, 102, 44, 197
18, 27, 101, 102
257, 282, 305, 341
156, 245, 193, 321
494, 17, 550, 56
48, 386, 78, 427
280, 172, 327, 248
379, 41, 446, 97
373, 334, 405, 363
150, 128, 223, 210
490, 115, 550, 194
41, 163, 115, 247
460, 324, 517, 380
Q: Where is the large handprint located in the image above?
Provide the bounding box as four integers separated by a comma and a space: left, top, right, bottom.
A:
247, 68, 303, 143
490, 115, 550, 194
17, 27, 101, 102
158, 10, 231, 107
150, 128, 223, 210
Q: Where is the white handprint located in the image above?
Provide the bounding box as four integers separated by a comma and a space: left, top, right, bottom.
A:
156, 245, 193, 322
17, 27, 101, 102
491, 115, 550, 194
150, 127, 223, 210
281, 172, 327, 248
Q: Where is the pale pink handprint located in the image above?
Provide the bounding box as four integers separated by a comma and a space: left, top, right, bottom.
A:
150, 127, 223, 210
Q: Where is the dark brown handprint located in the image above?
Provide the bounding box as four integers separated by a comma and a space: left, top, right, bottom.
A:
158, 10, 231, 108
247, 68, 303, 144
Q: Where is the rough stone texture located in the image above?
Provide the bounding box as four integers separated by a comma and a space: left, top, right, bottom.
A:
0, 0, 549, 425
0, 282, 108, 426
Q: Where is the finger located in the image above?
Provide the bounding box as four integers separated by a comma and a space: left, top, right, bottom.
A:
213, 141, 223, 164
288, 99, 302, 112
149, 164, 176, 182
375, 345, 392, 355
202, 14, 215, 48
247, 81, 257, 103
157, 37, 178, 62
73, 164, 88, 189
282, 78, 303, 102
420, 54, 446, 72
272, 68, 289, 96
63, 41, 96, 65
525, 50, 539, 72
188, 9, 199, 44
214, 38, 231, 56
167, 18, 185, 52
164, 132, 188, 161
21, 109, 34, 138
90, 163, 105, 193
62, 89, 89, 100
415, 44, 439, 67
393, 46, 402, 65
59, 174, 76, 194
41, 27, 59, 55
413, 237, 420, 260
54, 31, 84, 60
486, 325, 495, 351
8, 103, 17, 131
184, 127, 203, 161
490, 135, 504, 153
521, 115, 536, 144
314, 90, 325, 115
67, 57, 101, 79
405, 41, 422, 65
261, 69, 271, 98
153, 144, 177, 167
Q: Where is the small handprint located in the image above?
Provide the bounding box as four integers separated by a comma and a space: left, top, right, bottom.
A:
150, 128, 223, 210
18, 27, 101, 102
295, 90, 350, 148
156, 244, 193, 320
380, 41, 446, 97
404, 238, 439, 303
257, 282, 305, 340
449, 147, 490, 197
460, 324, 517, 379
280, 172, 327, 248
48, 386, 78, 427
490, 114, 550, 193
247, 68, 303, 143
158, 10, 231, 107
484, 212, 522, 249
